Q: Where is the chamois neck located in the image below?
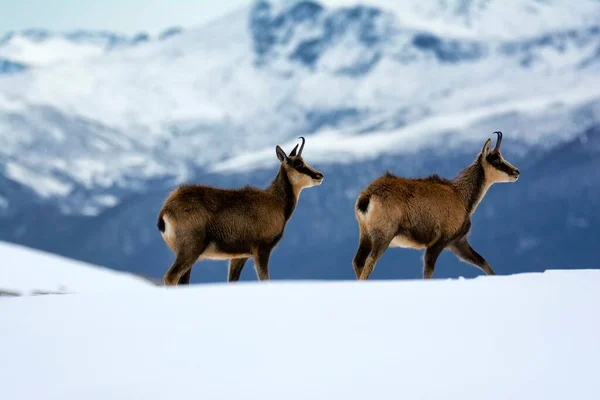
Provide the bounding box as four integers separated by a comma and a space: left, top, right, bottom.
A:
268, 166, 297, 221
452, 155, 488, 214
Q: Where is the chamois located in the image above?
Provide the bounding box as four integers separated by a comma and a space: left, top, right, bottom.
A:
352, 131, 520, 280
157, 137, 324, 286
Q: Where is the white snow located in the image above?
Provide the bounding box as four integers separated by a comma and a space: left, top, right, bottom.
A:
212, 85, 600, 173
320, 0, 600, 39
0, 35, 106, 66
4, 162, 73, 198
0, 241, 153, 295
1, 269, 599, 399
93, 194, 119, 207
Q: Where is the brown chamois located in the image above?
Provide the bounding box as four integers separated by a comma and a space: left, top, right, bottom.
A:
157, 137, 324, 286
352, 131, 520, 280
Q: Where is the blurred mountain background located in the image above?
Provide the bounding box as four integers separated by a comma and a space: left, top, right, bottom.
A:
0, 0, 599, 283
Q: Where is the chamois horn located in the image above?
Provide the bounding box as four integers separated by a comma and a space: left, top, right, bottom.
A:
298, 136, 306, 156
493, 131, 503, 150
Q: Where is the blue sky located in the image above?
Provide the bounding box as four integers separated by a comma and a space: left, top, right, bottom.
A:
1, 0, 251, 35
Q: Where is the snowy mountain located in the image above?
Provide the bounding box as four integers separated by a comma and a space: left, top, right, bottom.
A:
321, 0, 600, 39
0, 27, 183, 69
0, 241, 154, 296
2, 270, 600, 399
0, 0, 599, 281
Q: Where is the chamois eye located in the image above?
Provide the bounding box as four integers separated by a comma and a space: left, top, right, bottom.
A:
488, 155, 500, 164
294, 160, 304, 168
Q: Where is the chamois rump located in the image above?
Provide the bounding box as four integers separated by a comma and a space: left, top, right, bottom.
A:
157, 137, 324, 285
353, 131, 520, 280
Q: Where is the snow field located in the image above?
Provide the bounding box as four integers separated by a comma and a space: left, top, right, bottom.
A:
1, 269, 599, 399
0, 241, 154, 296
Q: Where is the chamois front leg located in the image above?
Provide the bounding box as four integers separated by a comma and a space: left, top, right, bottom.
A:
228, 257, 249, 282
423, 242, 445, 279
252, 248, 272, 281
449, 238, 495, 276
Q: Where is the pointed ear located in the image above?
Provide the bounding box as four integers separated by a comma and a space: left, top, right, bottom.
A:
276, 145, 287, 162
288, 144, 299, 157
481, 138, 492, 155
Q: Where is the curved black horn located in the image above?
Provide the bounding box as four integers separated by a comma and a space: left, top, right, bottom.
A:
493, 131, 503, 150
297, 136, 306, 156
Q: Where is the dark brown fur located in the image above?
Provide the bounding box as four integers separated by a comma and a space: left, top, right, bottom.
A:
353, 132, 520, 280
158, 139, 323, 285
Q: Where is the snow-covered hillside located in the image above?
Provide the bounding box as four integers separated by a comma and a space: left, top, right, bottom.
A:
1, 270, 599, 399
321, 0, 600, 39
0, 241, 154, 296
0, 28, 183, 67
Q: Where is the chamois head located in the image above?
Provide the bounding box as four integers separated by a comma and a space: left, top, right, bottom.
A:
276, 136, 324, 189
480, 131, 520, 183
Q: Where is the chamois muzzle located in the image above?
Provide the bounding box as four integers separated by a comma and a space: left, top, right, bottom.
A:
511, 168, 520, 181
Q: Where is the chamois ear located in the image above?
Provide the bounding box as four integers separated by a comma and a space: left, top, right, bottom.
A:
481, 138, 492, 156
276, 145, 287, 162
288, 144, 299, 157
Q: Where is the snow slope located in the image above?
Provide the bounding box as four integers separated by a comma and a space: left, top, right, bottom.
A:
0, 34, 106, 65
0, 29, 182, 67
321, 0, 600, 39
1, 270, 599, 399
0, 241, 153, 296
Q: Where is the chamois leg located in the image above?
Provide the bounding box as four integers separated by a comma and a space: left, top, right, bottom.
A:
163, 252, 200, 286
353, 233, 372, 280
423, 242, 445, 279
178, 269, 192, 285
228, 257, 249, 282
163, 233, 206, 286
358, 232, 392, 280
252, 248, 272, 281
449, 238, 495, 276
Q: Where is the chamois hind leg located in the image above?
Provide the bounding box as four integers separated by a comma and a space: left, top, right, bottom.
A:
163, 252, 200, 286
163, 232, 206, 286
358, 231, 393, 280
353, 232, 372, 280
423, 241, 446, 279
449, 238, 495, 276
178, 269, 192, 285
228, 257, 249, 282
252, 247, 272, 281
